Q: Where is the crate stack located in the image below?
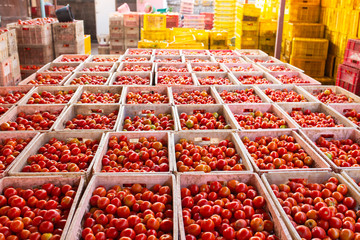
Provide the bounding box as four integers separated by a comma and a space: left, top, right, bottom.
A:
141, 14, 169, 45
336, 39, 360, 95
213, 0, 236, 42
8, 18, 56, 78
182, 15, 205, 29
109, 13, 125, 54
281, 0, 329, 78
52, 20, 85, 57
258, 19, 277, 56
123, 13, 141, 51
320, 1, 359, 82
235, 3, 261, 50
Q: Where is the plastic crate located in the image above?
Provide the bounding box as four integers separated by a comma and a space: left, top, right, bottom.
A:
290, 57, 326, 77
53, 104, 121, 132
17, 85, 81, 105
109, 72, 153, 86
170, 85, 222, 104
155, 72, 197, 86
224, 63, 265, 73
117, 62, 154, 72
88, 54, 121, 63
53, 54, 90, 63
55, 39, 85, 57
243, 55, 282, 64
0, 175, 84, 239
77, 62, 117, 73
18, 43, 54, 65
166, 14, 180, 28
287, 0, 320, 4
117, 104, 177, 131
125, 26, 140, 39
93, 131, 173, 173
257, 84, 320, 103
121, 55, 153, 63
276, 102, 355, 128
258, 62, 304, 73
344, 39, 360, 69
154, 55, 184, 63
329, 103, 360, 129
52, 20, 84, 42
215, 85, 270, 103
261, 171, 360, 239
121, 85, 171, 104
109, 12, 123, 27
300, 128, 360, 173
64, 72, 111, 86
259, 36, 276, 46
195, 72, 240, 85
270, 71, 321, 85
141, 29, 169, 41
15, 23, 53, 45
236, 20, 259, 32
143, 13, 166, 30
0, 104, 67, 132
259, 19, 277, 36
0, 131, 40, 178
182, 49, 210, 55
185, 55, 215, 63
9, 131, 104, 178
0, 32, 8, 61
232, 71, 283, 85
18, 72, 71, 86
73, 85, 122, 104
178, 172, 291, 239
236, 3, 261, 20
238, 130, 331, 173
175, 104, 238, 130
336, 64, 360, 95
228, 103, 299, 130
67, 174, 177, 240
123, 12, 140, 27
284, 4, 320, 23
6, 29, 17, 57
172, 131, 253, 172
37, 62, 81, 73
236, 49, 268, 56
290, 38, 328, 59
300, 85, 360, 105
214, 56, 246, 64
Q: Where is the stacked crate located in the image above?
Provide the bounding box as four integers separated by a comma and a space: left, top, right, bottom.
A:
182, 15, 205, 29
200, 12, 214, 30
336, 39, 360, 95
235, 4, 261, 50
0, 28, 21, 85
321, 0, 359, 81
166, 13, 180, 28
141, 14, 169, 46
52, 20, 85, 57
213, 0, 236, 42
258, 19, 277, 56
8, 18, 55, 75
109, 13, 125, 54
124, 13, 141, 51
0, 30, 12, 86
282, 0, 328, 77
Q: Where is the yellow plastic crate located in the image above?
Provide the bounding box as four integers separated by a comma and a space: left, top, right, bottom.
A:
138, 40, 167, 49
259, 36, 276, 46
284, 4, 320, 23
259, 19, 277, 36
141, 29, 170, 41
287, 0, 320, 4
355, 0, 360, 9
193, 30, 209, 48
325, 54, 336, 78
339, 0, 354, 8
236, 30, 258, 37
236, 21, 259, 31
290, 57, 326, 77
84, 35, 91, 55
260, 45, 275, 56
291, 38, 329, 59
143, 14, 166, 31
286, 22, 325, 39
210, 31, 228, 48
320, 7, 327, 25
235, 34, 259, 49
281, 54, 290, 63
236, 4, 261, 20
